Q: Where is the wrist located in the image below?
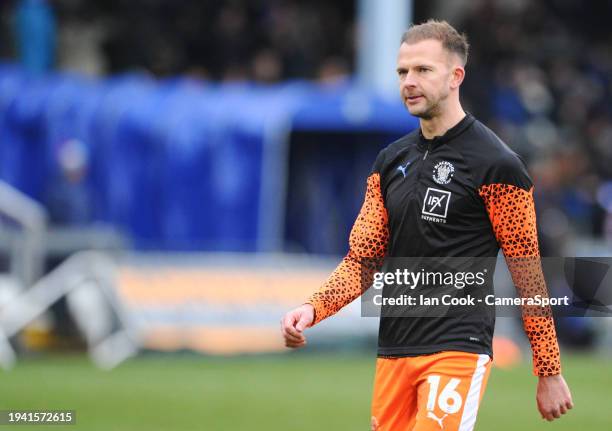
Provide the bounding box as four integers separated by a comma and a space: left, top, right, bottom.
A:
301, 303, 316, 321
538, 373, 562, 382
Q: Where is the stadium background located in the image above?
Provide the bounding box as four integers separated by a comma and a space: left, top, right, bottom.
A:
0, 0, 611, 430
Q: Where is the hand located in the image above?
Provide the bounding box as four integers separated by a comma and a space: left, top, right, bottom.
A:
280, 304, 315, 348
536, 374, 573, 421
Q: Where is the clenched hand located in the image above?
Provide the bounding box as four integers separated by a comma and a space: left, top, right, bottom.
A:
280, 304, 315, 348
536, 374, 573, 421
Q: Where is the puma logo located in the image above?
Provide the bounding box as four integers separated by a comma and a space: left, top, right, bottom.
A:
427, 411, 448, 429
397, 161, 411, 178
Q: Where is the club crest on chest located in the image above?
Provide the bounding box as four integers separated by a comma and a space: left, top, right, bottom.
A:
432, 161, 455, 185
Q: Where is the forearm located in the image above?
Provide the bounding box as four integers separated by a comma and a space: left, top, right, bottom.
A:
506, 256, 561, 376
480, 183, 561, 376
307, 250, 383, 325
306, 172, 389, 326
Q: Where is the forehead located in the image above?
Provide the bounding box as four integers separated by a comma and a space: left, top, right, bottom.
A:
397, 39, 450, 66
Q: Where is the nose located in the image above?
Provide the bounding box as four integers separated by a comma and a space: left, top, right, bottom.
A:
400, 72, 417, 89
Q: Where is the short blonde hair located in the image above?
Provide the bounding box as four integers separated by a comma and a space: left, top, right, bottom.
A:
401, 19, 469, 66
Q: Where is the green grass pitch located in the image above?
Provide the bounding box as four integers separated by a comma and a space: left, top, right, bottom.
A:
1, 352, 610, 430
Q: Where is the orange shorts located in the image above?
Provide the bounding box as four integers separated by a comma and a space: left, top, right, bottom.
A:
371, 351, 492, 431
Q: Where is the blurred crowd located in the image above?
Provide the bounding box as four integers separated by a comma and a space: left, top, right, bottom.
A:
1, 0, 611, 252
448, 0, 612, 254
0, 0, 355, 82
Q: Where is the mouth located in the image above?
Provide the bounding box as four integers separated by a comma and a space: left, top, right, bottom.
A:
406, 95, 424, 104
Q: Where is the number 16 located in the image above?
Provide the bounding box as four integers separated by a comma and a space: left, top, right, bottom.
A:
426, 375, 463, 414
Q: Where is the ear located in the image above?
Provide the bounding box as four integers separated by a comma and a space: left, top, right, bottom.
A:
450, 66, 465, 90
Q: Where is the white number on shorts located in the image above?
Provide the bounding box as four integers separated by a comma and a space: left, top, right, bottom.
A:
426, 375, 463, 414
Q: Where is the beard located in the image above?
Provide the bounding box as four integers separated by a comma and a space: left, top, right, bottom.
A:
409, 99, 439, 119
404, 89, 449, 119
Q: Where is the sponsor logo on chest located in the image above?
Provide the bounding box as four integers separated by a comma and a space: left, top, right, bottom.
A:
421, 187, 451, 224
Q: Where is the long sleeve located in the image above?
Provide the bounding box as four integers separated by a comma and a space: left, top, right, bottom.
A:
479, 183, 561, 376
306, 172, 389, 325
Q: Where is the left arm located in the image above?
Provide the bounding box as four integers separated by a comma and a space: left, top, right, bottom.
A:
479, 183, 573, 421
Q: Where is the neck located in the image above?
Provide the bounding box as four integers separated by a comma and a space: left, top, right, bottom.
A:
419, 101, 466, 139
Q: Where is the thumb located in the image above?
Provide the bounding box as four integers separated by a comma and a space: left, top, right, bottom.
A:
295, 313, 311, 332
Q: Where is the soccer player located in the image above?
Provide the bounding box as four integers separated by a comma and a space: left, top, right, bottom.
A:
281, 20, 573, 430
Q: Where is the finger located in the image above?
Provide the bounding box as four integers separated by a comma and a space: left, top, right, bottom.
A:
281, 326, 304, 343
542, 409, 554, 422
295, 314, 310, 332
280, 318, 303, 341
286, 339, 306, 347
285, 339, 306, 348
284, 333, 304, 343
551, 409, 561, 419
283, 314, 303, 338
559, 405, 567, 415
281, 314, 300, 337
566, 399, 574, 410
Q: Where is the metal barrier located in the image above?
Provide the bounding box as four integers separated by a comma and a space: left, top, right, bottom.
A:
0, 180, 47, 289
0, 251, 139, 370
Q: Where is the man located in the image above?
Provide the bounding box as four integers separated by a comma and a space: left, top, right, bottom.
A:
281, 20, 573, 431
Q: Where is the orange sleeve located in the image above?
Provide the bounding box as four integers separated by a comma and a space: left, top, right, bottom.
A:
479, 183, 561, 376
306, 173, 389, 325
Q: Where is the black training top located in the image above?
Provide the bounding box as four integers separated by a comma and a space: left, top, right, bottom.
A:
307, 113, 562, 376
373, 113, 529, 357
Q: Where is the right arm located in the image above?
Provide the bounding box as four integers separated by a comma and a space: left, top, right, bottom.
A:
307, 172, 389, 324
281, 172, 389, 347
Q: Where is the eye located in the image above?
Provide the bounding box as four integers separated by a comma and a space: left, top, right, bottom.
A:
418, 67, 430, 73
